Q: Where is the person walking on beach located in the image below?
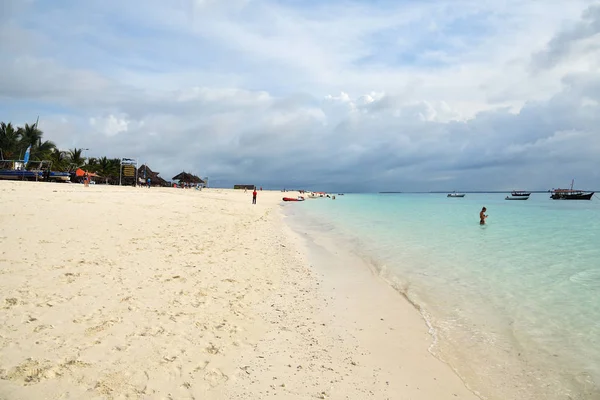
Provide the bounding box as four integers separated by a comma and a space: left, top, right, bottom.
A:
480, 207, 488, 225
147, 177, 151, 188
252, 188, 257, 204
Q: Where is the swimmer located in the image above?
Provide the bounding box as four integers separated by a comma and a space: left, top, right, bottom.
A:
480, 207, 488, 225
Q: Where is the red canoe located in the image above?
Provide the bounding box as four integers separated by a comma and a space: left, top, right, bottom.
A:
282, 197, 305, 202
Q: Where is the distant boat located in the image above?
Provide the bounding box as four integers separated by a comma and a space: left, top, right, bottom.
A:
506, 190, 530, 200
283, 196, 305, 202
550, 189, 594, 200
447, 192, 465, 198
550, 180, 594, 200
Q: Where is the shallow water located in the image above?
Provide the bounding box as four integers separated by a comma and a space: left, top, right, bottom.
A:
284, 193, 600, 399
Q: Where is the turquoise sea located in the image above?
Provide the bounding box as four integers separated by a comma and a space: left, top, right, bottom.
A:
284, 193, 600, 400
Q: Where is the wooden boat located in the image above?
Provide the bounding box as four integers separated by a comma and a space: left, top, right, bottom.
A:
550, 189, 594, 200
447, 192, 465, 198
0, 160, 70, 182
506, 195, 529, 200
511, 191, 531, 197
550, 180, 594, 200
0, 169, 38, 180
283, 196, 305, 202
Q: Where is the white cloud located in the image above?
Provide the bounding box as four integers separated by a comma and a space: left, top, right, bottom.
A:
1, 0, 599, 190
90, 115, 131, 136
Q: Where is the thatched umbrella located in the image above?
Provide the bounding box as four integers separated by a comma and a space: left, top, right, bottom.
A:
139, 164, 169, 186
172, 171, 204, 184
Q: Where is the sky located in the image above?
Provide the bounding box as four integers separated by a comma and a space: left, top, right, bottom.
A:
1, 0, 599, 191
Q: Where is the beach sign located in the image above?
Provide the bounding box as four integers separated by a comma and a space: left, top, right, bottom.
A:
118, 157, 138, 185
123, 165, 135, 177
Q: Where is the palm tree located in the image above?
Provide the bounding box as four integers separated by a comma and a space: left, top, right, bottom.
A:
2, 121, 168, 185
48, 149, 69, 171
68, 148, 86, 168
95, 157, 115, 184
31, 138, 57, 162
109, 158, 122, 184
1, 121, 56, 162
17, 123, 43, 156
86, 157, 99, 172
0, 122, 21, 159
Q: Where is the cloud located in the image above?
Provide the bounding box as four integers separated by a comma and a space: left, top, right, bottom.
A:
532, 4, 600, 70
90, 115, 131, 136
0, 0, 599, 191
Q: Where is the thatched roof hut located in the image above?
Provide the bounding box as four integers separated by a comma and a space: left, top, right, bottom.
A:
172, 171, 204, 184
138, 164, 169, 186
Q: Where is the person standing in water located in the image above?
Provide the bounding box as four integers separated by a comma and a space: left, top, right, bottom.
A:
480, 207, 488, 225
252, 188, 257, 204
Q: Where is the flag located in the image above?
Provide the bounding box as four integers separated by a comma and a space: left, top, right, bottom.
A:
23, 145, 31, 164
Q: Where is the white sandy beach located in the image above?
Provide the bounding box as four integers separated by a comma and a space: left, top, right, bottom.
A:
0, 181, 479, 399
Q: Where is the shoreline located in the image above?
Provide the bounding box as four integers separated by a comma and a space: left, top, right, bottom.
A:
1, 182, 481, 399
278, 208, 481, 399
283, 195, 600, 400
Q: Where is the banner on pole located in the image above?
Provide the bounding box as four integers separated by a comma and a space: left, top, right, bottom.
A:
23, 146, 31, 164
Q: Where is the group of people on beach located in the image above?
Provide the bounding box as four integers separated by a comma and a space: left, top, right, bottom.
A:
246, 189, 490, 225
245, 187, 489, 223
137, 178, 152, 188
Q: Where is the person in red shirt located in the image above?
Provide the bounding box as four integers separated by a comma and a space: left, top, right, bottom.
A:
252, 188, 257, 204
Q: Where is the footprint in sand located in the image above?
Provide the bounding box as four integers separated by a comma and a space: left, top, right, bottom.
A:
32, 323, 54, 333
3, 298, 19, 308
85, 320, 118, 336
1, 359, 52, 384
205, 343, 220, 355
94, 370, 145, 397
64, 272, 80, 283
193, 361, 210, 373
204, 368, 229, 387
2, 358, 89, 385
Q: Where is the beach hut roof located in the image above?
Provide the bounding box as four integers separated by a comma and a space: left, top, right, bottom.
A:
138, 164, 161, 178
172, 171, 204, 183
135, 164, 170, 186
138, 164, 159, 175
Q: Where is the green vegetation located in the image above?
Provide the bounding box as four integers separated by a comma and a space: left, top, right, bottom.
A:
0, 121, 56, 162
1, 120, 123, 183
